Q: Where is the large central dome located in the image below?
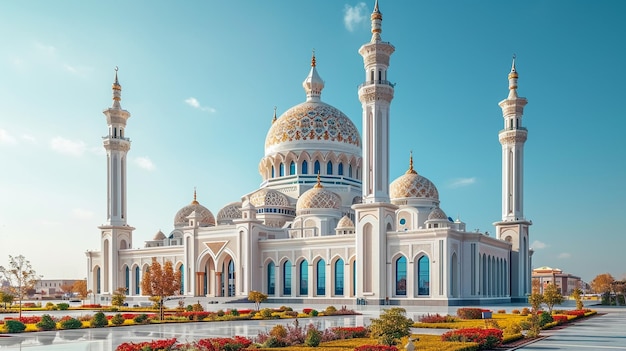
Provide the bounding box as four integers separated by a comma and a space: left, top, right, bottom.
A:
264, 54, 361, 156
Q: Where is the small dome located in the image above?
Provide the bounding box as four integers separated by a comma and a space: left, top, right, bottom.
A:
296, 180, 341, 213
337, 215, 355, 228
217, 202, 242, 225
428, 207, 447, 220
153, 230, 166, 240
249, 188, 291, 208
174, 192, 215, 227
390, 154, 439, 201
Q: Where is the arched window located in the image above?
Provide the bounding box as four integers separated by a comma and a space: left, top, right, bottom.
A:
134, 266, 140, 295
228, 260, 235, 297
271, 165, 275, 178
316, 259, 326, 295
283, 260, 292, 296
290, 161, 296, 175
279, 163, 285, 176
203, 266, 208, 295
352, 260, 356, 296
396, 256, 407, 296
314, 161, 320, 175
334, 259, 344, 295
267, 262, 275, 295
338, 163, 344, 176
96, 267, 101, 294
299, 260, 308, 295
125, 266, 130, 293
326, 161, 333, 175
302, 160, 308, 174
348, 165, 353, 178
179, 264, 184, 294
417, 256, 430, 295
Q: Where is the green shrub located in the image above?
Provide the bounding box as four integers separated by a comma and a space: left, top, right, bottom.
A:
90, 312, 108, 328
310, 309, 318, 317
260, 308, 273, 318
133, 314, 150, 324
5, 320, 26, 333
229, 308, 240, 316
36, 314, 57, 331
57, 303, 70, 310
263, 336, 285, 348
186, 305, 193, 311
305, 326, 322, 347
538, 311, 553, 327
60, 318, 83, 329
111, 313, 125, 325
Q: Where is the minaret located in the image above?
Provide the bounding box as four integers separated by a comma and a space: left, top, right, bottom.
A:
494, 56, 532, 301
96, 68, 135, 296
353, 0, 398, 304
358, 0, 394, 203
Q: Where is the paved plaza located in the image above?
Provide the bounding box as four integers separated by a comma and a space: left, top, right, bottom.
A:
0, 301, 624, 350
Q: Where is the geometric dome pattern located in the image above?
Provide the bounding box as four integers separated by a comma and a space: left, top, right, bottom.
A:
217, 201, 242, 224
296, 184, 341, 212
249, 188, 291, 208
174, 202, 216, 227
337, 215, 355, 228
390, 172, 439, 200
428, 207, 448, 220
265, 101, 361, 150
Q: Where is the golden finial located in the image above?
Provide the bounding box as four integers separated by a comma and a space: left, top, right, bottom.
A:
112, 66, 121, 94
192, 187, 199, 204
272, 106, 277, 124
314, 172, 323, 188
311, 49, 316, 67
406, 151, 417, 174
508, 54, 519, 79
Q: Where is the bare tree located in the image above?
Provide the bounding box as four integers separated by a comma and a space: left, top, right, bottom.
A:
0, 255, 40, 318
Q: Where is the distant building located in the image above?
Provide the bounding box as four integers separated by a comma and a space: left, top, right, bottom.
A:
532, 266, 581, 295
34, 279, 80, 299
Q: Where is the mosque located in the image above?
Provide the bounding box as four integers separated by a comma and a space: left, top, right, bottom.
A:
86, 1, 533, 305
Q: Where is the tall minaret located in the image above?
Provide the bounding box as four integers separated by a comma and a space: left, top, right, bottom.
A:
96, 68, 134, 296
353, 0, 398, 304
494, 56, 532, 301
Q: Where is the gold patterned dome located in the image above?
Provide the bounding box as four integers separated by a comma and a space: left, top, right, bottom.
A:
390, 153, 439, 201
174, 191, 216, 227
296, 179, 341, 213
337, 215, 355, 228
428, 207, 448, 220
217, 201, 242, 225
249, 188, 291, 208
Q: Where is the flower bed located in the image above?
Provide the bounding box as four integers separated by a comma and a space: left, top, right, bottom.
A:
441, 328, 503, 350
330, 326, 369, 339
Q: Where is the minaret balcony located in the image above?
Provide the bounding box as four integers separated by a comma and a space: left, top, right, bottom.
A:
499, 126, 527, 133
358, 80, 395, 89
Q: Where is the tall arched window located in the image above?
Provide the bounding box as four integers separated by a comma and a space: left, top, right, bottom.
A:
316, 259, 326, 295
134, 266, 140, 295
417, 256, 430, 295
302, 160, 308, 174
451, 253, 459, 297
334, 259, 344, 295
267, 262, 275, 295
271, 165, 275, 178
203, 266, 208, 295
283, 260, 292, 295
352, 260, 356, 296
125, 266, 130, 293
338, 163, 344, 176
289, 161, 296, 175
228, 260, 235, 297
279, 163, 285, 176
348, 165, 353, 178
396, 256, 407, 296
326, 161, 333, 175
96, 267, 101, 294
314, 161, 321, 175
299, 260, 308, 295
179, 264, 184, 294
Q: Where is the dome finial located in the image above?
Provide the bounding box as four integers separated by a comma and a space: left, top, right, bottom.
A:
302, 51, 325, 102
370, 0, 383, 42
314, 172, 323, 188
507, 54, 519, 99
192, 187, 199, 205
406, 150, 417, 174
272, 106, 277, 124
311, 49, 316, 67
111, 66, 122, 108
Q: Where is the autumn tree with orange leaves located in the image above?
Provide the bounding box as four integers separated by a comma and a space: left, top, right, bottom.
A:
141, 258, 181, 320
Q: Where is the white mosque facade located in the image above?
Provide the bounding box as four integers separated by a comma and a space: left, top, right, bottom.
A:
86, 2, 533, 306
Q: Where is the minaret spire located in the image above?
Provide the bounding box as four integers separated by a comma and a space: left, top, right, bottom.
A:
507, 54, 519, 99
302, 50, 325, 102
192, 187, 199, 205
406, 151, 417, 174
370, 0, 383, 42
271, 106, 277, 124
112, 66, 122, 109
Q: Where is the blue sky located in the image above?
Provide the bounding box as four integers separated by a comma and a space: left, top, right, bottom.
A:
0, 1, 624, 284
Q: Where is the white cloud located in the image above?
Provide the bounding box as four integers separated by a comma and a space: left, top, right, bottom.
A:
72, 208, 94, 219
135, 157, 155, 171
34, 41, 57, 56
21, 134, 37, 144
185, 97, 216, 113
0, 129, 17, 145
344, 3, 368, 32
50, 136, 86, 156
558, 252, 571, 259
531, 240, 547, 249
449, 177, 476, 188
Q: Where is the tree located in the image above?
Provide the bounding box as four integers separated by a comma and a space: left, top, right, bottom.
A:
526, 292, 544, 338
369, 307, 413, 346
542, 283, 564, 313
590, 273, 615, 294
571, 288, 584, 310
0, 291, 15, 309
72, 280, 90, 302
0, 255, 40, 318
111, 287, 127, 307
141, 258, 181, 320
248, 290, 268, 311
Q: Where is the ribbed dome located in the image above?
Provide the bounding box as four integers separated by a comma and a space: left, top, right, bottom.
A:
390, 155, 439, 201
296, 183, 341, 213
174, 194, 215, 227
217, 202, 242, 224
428, 207, 447, 220
153, 230, 166, 240
337, 215, 355, 228
249, 188, 291, 207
